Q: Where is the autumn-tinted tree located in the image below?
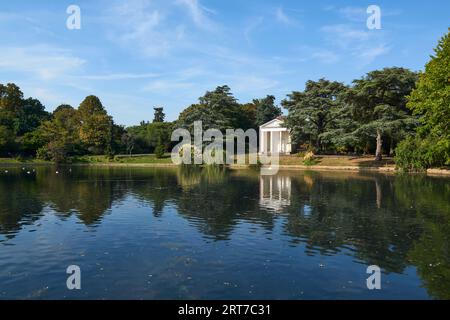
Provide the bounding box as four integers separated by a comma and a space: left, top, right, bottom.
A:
36, 106, 81, 162
78, 95, 113, 154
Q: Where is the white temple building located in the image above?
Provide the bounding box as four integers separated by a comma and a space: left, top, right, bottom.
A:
259, 117, 292, 154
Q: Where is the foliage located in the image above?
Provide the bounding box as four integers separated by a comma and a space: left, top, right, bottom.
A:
342, 68, 419, 159
78, 96, 113, 154
127, 122, 173, 154
395, 135, 448, 171
398, 28, 450, 169
154, 144, 166, 159
36, 106, 80, 162
177, 85, 241, 132
254, 95, 282, 127
283, 79, 348, 152
153, 107, 165, 123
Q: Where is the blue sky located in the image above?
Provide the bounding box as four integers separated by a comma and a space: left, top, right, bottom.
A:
0, 0, 449, 125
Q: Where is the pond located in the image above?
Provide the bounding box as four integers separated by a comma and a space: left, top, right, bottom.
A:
0, 166, 449, 300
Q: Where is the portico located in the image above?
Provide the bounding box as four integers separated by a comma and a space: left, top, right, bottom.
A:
259, 117, 292, 155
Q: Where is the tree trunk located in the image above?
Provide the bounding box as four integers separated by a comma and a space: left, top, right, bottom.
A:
375, 129, 383, 161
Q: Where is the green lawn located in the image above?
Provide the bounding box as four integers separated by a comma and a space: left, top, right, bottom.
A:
279, 155, 395, 167
70, 154, 173, 164
0, 157, 51, 164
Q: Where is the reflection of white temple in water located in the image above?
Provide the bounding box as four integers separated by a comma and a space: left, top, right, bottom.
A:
259, 175, 291, 212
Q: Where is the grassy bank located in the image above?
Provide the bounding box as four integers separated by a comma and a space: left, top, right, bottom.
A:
279, 155, 395, 168
0, 157, 52, 165
1, 154, 448, 176
70, 154, 173, 164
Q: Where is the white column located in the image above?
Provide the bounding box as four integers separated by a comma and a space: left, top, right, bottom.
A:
279, 131, 282, 153
270, 131, 273, 154
259, 129, 263, 154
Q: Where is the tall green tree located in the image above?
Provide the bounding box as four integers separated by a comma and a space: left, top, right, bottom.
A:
344, 68, 418, 160
254, 95, 282, 127
16, 98, 50, 135
397, 29, 450, 169
282, 79, 348, 152
239, 102, 257, 130
153, 107, 165, 123
177, 85, 241, 132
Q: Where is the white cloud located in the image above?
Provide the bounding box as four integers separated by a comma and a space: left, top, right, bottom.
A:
338, 6, 367, 22
320, 24, 390, 66
81, 73, 160, 80
244, 16, 264, 44
311, 50, 340, 64
228, 75, 279, 94
275, 7, 296, 26
321, 24, 370, 45
142, 80, 194, 93
0, 45, 85, 80
356, 44, 391, 65
176, 0, 216, 30
105, 1, 176, 57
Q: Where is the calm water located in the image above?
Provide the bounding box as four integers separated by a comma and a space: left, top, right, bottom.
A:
0, 165, 449, 300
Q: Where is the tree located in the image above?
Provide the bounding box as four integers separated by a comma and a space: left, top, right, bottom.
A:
78, 95, 113, 154
398, 29, 450, 169
36, 106, 81, 162
53, 104, 74, 114
343, 68, 418, 160
153, 107, 165, 123
239, 102, 257, 130
15, 98, 50, 135
0, 83, 23, 113
254, 95, 282, 127
282, 79, 348, 152
0, 125, 13, 154
121, 132, 135, 155
126, 122, 173, 154
177, 85, 241, 132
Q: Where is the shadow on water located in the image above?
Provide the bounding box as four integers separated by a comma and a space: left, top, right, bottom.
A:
0, 165, 449, 299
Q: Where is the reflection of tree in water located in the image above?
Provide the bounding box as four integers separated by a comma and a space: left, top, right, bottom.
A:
399, 176, 450, 299
35, 167, 129, 225
128, 168, 179, 217
0, 171, 44, 238
1, 166, 450, 298
283, 172, 424, 274
174, 165, 276, 240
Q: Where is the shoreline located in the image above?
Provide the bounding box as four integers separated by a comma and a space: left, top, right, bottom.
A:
1, 161, 449, 176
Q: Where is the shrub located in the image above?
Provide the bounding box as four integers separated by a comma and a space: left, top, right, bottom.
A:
303, 151, 318, 166
155, 144, 166, 159
395, 136, 448, 171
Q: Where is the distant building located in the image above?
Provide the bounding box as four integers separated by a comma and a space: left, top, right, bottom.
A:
259, 117, 292, 154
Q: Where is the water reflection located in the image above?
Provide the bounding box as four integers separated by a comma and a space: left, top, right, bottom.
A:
259, 175, 291, 212
0, 166, 449, 299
